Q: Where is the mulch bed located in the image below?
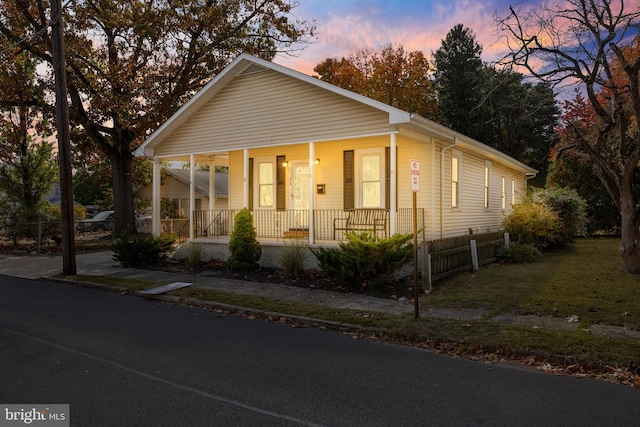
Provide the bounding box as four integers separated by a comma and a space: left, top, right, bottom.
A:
153, 258, 417, 301
0, 234, 417, 301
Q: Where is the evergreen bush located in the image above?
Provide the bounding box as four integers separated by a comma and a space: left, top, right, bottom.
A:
227, 208, 261, 271
531, 187, 588, 241
311, 231, 413, 291
111, 233, 175, 267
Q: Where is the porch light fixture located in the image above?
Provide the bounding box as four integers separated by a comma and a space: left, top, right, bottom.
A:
282, 160, 288, 167
315, 158, 320, 165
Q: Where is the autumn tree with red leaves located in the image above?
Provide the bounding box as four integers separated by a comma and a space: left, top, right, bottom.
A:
499, 0, 640, 273
314, 44, 440, 121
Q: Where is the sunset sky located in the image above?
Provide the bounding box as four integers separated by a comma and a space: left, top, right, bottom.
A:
274, 0, 540, 75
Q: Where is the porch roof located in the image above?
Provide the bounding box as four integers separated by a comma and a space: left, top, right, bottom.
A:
138, 54, 537, 176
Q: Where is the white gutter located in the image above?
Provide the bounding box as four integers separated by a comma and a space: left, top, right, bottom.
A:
440, 136, 458, 239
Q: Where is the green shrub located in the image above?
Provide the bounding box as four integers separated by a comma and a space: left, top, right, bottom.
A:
311, 231, 413, 291
112, 233, 175, 267
531, 187, 588, 241
497, 242, 541, 263
502, 201, 562, 250
278, 239, 308, 275
185, 242, 204, 268
227, 208, 261, 271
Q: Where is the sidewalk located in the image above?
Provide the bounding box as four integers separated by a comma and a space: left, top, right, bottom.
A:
2, 251, 640, 341
0, 251, 414, 316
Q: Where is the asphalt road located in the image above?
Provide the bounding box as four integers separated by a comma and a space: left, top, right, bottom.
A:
1, 275, 639, 426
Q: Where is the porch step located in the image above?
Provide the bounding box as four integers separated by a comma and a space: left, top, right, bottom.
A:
283, 229, 309, 239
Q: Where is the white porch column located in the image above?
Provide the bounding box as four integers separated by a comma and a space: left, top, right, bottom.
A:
243, 149, 249, 208
309, 142, 315, 245
152, 159, 161, 236
390, 133, 397, 236
209, 159, 215, 211
189, 154, 195, 240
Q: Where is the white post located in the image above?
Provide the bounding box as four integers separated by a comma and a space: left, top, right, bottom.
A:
309, 142, 315, 245
189, 154, 195, 240
152, 159, 161, 236
390, 133, 397, 236
422, 243, 432, 293
209, 160, 215, 212
504, 232, 510, 249
243, 149, 249, 208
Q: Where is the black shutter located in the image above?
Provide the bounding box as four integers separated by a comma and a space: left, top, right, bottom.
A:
276, 155, 286, 211
343, 150, 354, 210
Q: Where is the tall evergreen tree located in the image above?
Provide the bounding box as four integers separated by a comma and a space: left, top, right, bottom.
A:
433, 24, 485, 136
478, 67, 559, 185
433, 25, 559, 184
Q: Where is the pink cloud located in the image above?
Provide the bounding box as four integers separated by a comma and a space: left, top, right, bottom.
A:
276, 0, 510, 75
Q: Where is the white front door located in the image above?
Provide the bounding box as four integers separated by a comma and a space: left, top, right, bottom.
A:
290, 161, 310, 228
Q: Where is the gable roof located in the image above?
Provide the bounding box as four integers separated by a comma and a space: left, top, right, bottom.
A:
140, 53, 411, 156
139, 54, 536, 175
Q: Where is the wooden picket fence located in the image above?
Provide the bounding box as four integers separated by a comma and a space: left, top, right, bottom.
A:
424, 231, 508, 284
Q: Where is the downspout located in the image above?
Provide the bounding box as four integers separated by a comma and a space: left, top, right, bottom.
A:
525, 173, 537, 196
440, 136, 458, 239
430, 139, 436, 240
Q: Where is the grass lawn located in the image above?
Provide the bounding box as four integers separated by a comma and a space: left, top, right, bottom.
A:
426, 238, 640, 327
416, 238, 640, 371
65, 238, 640, 384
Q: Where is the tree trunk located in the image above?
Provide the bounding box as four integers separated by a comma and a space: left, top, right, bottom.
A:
619, 188, 640, 273
109, 148, 137, 235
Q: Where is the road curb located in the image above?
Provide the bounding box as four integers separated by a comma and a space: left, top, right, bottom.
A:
44, 276, 387, 337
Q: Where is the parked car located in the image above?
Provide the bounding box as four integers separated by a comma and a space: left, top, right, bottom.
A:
83, 205, 100, 218
77, 210, 114, 232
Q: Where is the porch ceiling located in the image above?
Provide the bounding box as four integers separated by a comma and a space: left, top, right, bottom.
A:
154, 153, 230, 166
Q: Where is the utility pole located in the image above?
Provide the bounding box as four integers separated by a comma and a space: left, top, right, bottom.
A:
51, 0, 76, 275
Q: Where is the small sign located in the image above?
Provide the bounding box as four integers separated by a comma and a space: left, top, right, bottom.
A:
410, 160, 420, 192
411, 175, 420, 192
410, 159, 420, 173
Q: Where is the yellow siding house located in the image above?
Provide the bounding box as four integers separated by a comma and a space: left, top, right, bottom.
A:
138, 54, 536, 249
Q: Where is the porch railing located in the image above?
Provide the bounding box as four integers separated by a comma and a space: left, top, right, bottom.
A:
193, 209, 425, 241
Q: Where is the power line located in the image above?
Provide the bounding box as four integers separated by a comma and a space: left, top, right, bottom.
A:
0, 0, 72, 57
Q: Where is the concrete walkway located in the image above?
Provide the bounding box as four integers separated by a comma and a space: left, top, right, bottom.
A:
0, 251, 413, 316
1, 251, 639, 341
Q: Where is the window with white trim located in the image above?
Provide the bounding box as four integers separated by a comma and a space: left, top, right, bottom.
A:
257, 161, 274, 208
511, 178, 516, 206
451, 150, 461, 209
356, 148, 384, 208
484, 161, 492, 210
501, 176, 506, 209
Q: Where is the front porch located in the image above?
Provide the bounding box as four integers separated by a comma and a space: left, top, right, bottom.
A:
192, 208, 426, 242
